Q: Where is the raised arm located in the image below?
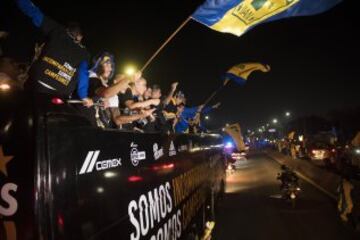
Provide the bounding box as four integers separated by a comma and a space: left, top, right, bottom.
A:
111, 108, 155, 126
16, 0, 44, 27
127, 98, 160, 110
16, 0, 62, 34
163, 82, 178, 106
76, 61, 89, 99
76, 61, 93, 107
97, 75, 131, 98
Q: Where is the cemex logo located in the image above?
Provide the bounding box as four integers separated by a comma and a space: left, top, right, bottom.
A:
79, 150, 122, 175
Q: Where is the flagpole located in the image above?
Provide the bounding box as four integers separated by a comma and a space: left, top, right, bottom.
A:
141, 17, 192, 72
202, 80, 230, 107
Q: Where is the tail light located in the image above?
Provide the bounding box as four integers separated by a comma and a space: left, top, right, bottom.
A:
128, 176, 143, 182
152, 163, 175, 171
51, 98, 64, 105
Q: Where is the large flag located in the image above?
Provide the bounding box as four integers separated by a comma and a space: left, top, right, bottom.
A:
224, 63, 270, 85
225, 123, 246, 151
192, 0, 343, 36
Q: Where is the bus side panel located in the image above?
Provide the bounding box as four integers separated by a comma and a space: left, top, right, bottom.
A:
45, 119, 225, 240
1, 96, 37, 240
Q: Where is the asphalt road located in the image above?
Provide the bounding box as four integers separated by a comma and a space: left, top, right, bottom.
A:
213, 153, 359, 240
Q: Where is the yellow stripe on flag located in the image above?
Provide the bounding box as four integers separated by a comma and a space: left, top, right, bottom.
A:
225, 123, 246, 151
211, 0, 299, 36
228, 63, 270, 80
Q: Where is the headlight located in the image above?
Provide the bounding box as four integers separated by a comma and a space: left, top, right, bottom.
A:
0, 83, 11, 91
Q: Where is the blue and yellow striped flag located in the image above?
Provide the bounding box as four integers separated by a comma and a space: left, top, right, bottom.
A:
225, 123, 246, 151
224, 63, 270, 85
192, 0, 342, 36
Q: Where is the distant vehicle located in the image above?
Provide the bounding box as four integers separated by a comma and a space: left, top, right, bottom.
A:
306, 142, 337, 166
231, 152, 248, 170
231, 151, 247, 161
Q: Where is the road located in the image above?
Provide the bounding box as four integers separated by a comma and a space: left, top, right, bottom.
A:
213, 153, 359, 240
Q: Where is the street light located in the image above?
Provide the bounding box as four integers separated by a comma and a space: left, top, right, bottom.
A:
285, 112, 291, 117
272, 118, 278, 124
124, 65, 136, 76
96, 187, 104, 194
205, 115, 209, 120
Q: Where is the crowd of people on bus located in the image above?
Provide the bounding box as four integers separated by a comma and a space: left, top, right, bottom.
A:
0, 0, 221, 134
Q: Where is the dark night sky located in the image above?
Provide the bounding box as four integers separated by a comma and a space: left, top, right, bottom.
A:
1, 0, 359, 130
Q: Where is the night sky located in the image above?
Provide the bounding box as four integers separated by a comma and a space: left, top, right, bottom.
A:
1, 0, 359, 130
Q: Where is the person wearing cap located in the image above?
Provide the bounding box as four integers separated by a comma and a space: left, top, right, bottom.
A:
15, 0, 92, 107
81, 54, 153, 129
76, 52, 116, 127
